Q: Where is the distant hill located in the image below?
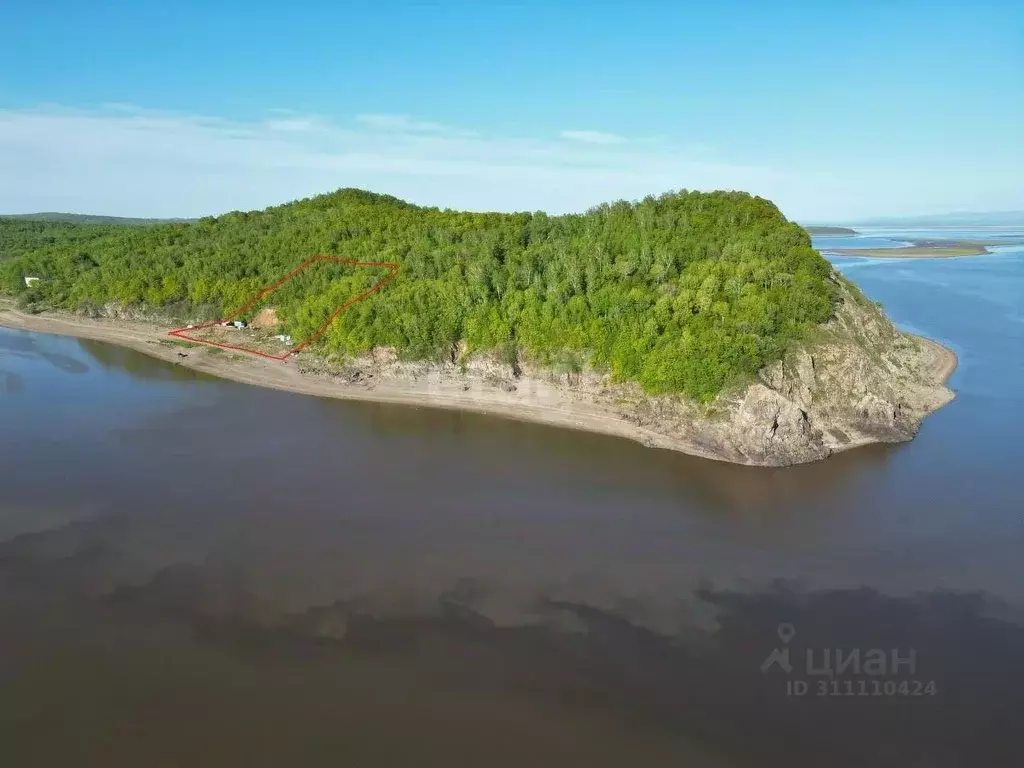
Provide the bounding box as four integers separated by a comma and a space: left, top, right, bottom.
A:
0, 213, 195, 226
804, 226, 857, 236
849, 211, 1024, 228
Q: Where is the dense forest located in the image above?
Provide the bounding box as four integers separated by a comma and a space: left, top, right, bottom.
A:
0, 189, 839, 401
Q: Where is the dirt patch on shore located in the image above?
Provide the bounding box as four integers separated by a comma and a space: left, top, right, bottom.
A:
250, 308, 280, 328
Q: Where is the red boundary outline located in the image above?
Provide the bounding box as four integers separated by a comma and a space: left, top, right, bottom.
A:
168, 255, 400, 361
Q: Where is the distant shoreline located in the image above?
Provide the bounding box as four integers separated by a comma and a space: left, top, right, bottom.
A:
831, 247, 985, 258
806, 226, 857, 236
828, 238, 1013, 259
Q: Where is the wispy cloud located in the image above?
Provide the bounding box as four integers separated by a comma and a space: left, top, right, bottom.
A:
560, 129, 628, 145
265, 117, 324, 133
354, 113, 477, 137
0, 103, 943, 220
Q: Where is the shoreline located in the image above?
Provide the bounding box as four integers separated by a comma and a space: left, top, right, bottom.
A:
0, 302, 724, 462
830, 245, 990, 259
828, 238, 1019, 259
0, 301, 958, 463
912, 334, 958, 385
830, 248, 986, 259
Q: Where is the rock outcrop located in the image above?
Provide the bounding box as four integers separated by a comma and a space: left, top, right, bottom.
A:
611, 274, 955, 465
299, 272, 956, 467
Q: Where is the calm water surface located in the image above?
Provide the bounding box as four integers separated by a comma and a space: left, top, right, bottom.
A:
2, 237, 1023, 766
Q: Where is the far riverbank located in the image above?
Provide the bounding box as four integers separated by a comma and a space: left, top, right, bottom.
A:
828, 238, 1021, 259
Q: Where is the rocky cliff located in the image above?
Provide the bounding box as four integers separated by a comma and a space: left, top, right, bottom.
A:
583, 272, 953, 465
729, 277, 955, 465
324, 271, 955, 466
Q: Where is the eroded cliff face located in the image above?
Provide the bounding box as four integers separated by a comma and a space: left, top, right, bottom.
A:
303, 272, 955, 467
609, 274, 955, 465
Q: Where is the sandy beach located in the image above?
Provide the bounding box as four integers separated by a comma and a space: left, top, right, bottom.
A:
0, 301, 725, 459
914, 334, 959, 384
0, 300, 958, 461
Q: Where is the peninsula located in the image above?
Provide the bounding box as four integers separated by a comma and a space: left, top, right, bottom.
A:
830, 238, 1015, 258
0, 189, 955, 466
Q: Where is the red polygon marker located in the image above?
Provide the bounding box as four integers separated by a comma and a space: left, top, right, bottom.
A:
168, 255, 399, 360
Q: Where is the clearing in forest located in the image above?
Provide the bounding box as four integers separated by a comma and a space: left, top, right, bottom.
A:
168, 255, 400, 360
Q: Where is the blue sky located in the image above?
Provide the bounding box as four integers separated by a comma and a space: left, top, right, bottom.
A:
1, 0, 1021, 221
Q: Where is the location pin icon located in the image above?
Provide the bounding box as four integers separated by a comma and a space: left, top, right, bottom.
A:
777, 623, 796, 644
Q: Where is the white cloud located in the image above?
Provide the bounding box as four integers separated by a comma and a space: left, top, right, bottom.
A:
560, 129, 628, 145
354, 113, 476, 137
0, 104, 1015, 221
265, 117, 323, 133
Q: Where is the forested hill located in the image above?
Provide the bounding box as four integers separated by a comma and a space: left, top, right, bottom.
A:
1, 213, 194, 226
0, 188, 838, 401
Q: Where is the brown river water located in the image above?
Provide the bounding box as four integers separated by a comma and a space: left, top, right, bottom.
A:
2, 249, 1023, 766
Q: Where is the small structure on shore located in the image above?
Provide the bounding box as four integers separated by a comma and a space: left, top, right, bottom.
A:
232, 320, 247, 329
274, 334, 294, 346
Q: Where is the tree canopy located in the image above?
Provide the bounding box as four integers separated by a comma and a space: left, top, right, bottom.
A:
0, 188, 838, 401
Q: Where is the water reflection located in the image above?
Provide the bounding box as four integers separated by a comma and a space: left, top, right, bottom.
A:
315, 394, 900, 516
0, 333, 36, 352
2, 511, 1022, 767
0, 370, 24, 394
0, 331, 89, 373
77, 337, 212, 383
